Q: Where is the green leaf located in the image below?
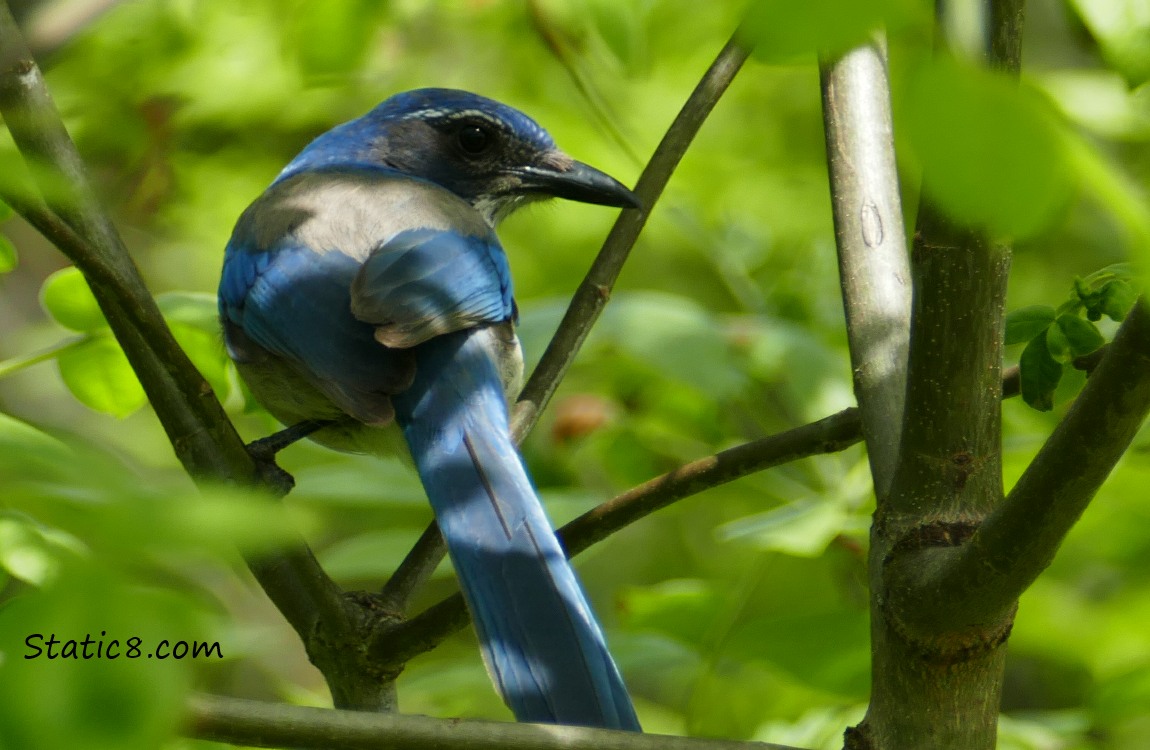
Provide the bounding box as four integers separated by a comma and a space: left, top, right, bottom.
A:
717, 499, 855, 558
286, 0, 383, 78
1068, 0, 1150, 87
40, 267, 107, 332
590, 0, 645, 72
0, 198, 12, 222
1056, 314, 1106, 357
1021, 330, 1064, 411
1005, 305, 1056, 345
743, 0, 920, 62
0, 234, 16, 274
0, 516, 66, 585
56, 334, 147, 417
598, 292, 745, 396
904, 58, 1073, 238
1099, 278, 1139, 321
318, 530, 452, 582
725, 609, 871, 697
155, 291, 221, 332
169, 322, 231, 403
1046, 317, 1073, 363
618, 579, 724, 646
0, 569, 194, 750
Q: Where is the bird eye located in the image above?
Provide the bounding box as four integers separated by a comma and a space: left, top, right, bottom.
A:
456, 124, 493, 156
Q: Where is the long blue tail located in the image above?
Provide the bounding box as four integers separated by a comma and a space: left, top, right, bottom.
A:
391, 328, 640, 730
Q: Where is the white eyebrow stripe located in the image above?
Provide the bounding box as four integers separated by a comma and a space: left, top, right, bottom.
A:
400, 108, 505, 126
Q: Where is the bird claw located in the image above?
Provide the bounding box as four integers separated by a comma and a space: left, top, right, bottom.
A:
246, 420, 333, 496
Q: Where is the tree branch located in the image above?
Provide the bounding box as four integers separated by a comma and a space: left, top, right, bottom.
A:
902, 301, 1150, 630
185, 693, 808, 750
987, 0, 1026, 72
0, 0, 356, 698
370, 409, 863, 667
0, 2, 246, 482
819, 37, 911, 498
859, 3, 1027, 746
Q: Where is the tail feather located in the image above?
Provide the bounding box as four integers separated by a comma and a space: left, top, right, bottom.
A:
392, 328, 639, 730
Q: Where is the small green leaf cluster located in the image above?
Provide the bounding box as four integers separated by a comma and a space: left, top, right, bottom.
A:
1006, 264, 1139, 411
27, 268, 234, 417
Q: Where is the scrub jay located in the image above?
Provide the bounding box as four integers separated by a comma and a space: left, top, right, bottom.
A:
219, 88, 641, 730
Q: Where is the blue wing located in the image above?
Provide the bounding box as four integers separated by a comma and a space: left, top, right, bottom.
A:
351, 228, 514, 348
221, 239, 413, 424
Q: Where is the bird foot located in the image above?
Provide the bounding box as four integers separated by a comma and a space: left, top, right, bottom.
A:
246, 420, 333, 496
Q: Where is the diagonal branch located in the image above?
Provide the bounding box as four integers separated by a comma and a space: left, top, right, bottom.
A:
382, 26, 756, 615
509, 27, 754, 440
819, 37, 911, 498
0, 0, 352, 682
185, 693, 809, 750
902, 301, 1150, 631
370, 409, 863, 666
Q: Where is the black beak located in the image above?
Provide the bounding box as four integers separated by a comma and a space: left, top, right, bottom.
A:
516, 159, 641, 210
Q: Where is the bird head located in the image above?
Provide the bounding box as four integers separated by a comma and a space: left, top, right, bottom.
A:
284, 88, 640, 225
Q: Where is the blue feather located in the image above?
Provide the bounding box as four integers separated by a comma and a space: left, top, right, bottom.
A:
392, 330, 640, 729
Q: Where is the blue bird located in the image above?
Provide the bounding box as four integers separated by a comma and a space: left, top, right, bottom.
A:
218, 88, 641, 730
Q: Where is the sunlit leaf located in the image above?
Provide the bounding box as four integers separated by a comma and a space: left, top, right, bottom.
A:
0, 235, 16, 274
169, 322, 230, 402
286, 0, 383, 79
743, 0, 920, 62
39, 267, 106, 332
718, 498, 858, 558
1068, 0, 1150, 87
0, 569, 195, 750
904, 58, 1073, 238
0, 516, 68, 585
155, 291, 220, 332
56, 334, 147, 417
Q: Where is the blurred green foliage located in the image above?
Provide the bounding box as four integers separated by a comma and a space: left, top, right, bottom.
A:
0, 0, 1148, 748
